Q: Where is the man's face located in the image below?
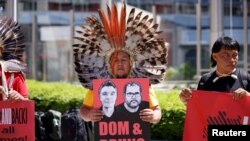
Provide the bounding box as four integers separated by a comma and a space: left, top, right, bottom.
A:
109, 51, 131, 78
124, 84, 142, 109
100, 86, 117, 108
212, 47, 238, 74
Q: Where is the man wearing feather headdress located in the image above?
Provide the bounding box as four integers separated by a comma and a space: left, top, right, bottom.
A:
0, 17, 28, 101
73, 3, 168, 124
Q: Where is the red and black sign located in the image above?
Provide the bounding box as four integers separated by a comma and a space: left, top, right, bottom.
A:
183, 90, 250, 141
0, 100, 35, 141
93, 78, 150, 141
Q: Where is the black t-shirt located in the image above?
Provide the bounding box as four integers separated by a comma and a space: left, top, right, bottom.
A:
197, 69, 250, 92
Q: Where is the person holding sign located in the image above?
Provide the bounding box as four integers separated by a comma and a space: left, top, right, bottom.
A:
73, 2, 168, 125
98, 80, 118, 118
0, 17, 28, 101
179, 36, 250, 104
78, 50, 163, 124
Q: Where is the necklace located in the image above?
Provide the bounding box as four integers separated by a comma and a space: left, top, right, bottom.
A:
216, 68, 236, 77
213, 68, 237, 82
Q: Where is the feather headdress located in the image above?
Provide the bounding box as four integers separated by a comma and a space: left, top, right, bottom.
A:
73, 3, 168, 89
0, 16, 26, 72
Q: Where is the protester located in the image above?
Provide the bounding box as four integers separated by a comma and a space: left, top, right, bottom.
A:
0, 17, 28, 101
179, 36, 250, 104
73, 3, 168, 124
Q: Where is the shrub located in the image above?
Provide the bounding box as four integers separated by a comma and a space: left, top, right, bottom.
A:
27, 79, 86, 113
151, 89, 186, 140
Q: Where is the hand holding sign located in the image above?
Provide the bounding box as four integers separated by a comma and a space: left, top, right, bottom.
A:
86, 109, 104, 122
8, 89, 26, 101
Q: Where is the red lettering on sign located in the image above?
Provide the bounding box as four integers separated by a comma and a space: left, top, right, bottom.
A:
99, 122, 108, 135
99, 121, 129, 136
117, 121, 129, 135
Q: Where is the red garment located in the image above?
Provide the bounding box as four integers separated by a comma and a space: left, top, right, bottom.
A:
0, 71, 28, 100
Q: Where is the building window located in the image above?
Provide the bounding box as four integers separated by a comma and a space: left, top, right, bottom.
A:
19, 0, 36, 11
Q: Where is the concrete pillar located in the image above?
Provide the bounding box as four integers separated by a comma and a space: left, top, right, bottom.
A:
210, 0, 224, 52
196, 0, 201, 79
6, 0, 17, 21
243, 0, 248, 71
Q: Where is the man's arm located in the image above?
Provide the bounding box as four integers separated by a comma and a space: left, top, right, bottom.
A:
80, 105, 104, 122
139, 105, 162, 124
232, 88, 250, 100
179, 88, 192, 105
8, 89, 29, 101
151, 105, 162, 124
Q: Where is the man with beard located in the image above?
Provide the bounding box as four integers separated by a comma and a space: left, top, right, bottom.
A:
120, 82, 147, 114
113, 81, 150, 138
114, 82, 149, 118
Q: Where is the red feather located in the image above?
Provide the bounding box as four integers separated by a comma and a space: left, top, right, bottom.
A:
119, 4, 126, 49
